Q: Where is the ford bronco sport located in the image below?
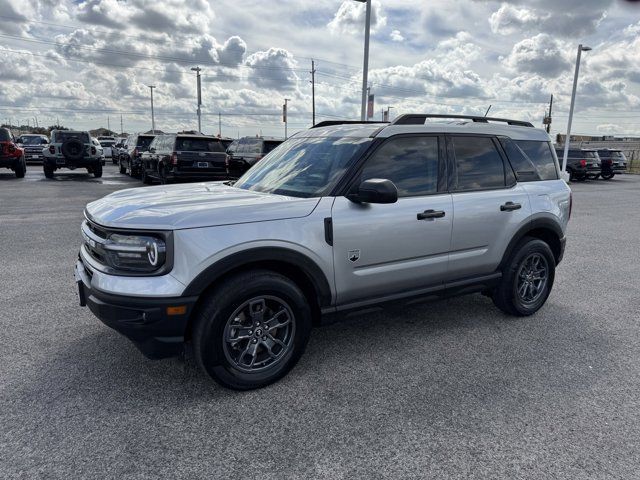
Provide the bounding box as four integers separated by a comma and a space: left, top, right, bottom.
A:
43, 130, 103, 178
76, 114, 571, 390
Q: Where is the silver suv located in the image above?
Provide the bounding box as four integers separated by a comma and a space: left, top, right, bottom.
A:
75, 114, 571, 390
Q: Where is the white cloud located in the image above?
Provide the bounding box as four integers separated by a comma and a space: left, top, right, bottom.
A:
502, 34, 571, 77
327, 0, 387, 35
390, 30, 405, 42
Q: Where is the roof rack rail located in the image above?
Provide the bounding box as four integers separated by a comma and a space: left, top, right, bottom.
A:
311, 120, 386, 129
391, 114, 534, 128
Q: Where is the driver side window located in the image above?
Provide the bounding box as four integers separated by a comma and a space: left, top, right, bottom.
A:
359, 136, 440, 197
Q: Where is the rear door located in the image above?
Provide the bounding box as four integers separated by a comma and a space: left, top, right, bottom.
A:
331, 135, 453, 306
447, 135, 531, 279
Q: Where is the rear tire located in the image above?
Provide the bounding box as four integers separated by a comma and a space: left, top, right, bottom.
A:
43, 164, 54, 179
93, 162, 103, 178
601, 172, 614, 180
193, 270, 312, 390
493, 237, 555, 316
141, 166, 152, 184
119, 160, 126, 174
15, 156, 26, 178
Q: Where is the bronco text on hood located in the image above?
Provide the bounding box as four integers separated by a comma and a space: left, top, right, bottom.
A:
75, 116, 571, 390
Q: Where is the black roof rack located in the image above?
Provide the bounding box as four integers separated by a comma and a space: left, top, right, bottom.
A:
391, 114, 534, 128
311, 120, 386, 129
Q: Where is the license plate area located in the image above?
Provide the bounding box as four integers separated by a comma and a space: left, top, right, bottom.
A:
196, 161, 209, 168
56, 158, 66, 164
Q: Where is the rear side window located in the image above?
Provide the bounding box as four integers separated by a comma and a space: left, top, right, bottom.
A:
245, 139, 262, 154
360, 136, 440, 197
137, 136, 154, 150
502, 139, 559, 181
0, 129, 11, 141
263, 141, 282, 154
452, 136, 505, 191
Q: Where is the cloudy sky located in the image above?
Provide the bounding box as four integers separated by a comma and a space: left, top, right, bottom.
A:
1, 0, 639, 138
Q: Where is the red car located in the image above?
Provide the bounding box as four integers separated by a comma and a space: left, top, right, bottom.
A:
0, 127, 26, 178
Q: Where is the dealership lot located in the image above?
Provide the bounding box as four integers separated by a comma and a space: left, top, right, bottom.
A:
1, 166, 639, 478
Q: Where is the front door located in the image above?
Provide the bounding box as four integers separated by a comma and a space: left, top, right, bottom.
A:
331, 135, 453, 306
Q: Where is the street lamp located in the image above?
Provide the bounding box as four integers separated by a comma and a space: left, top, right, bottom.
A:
561, 44, 592, 178
354, 0, 371, 121
191, 67, 202, 133
148, 85, 156, 134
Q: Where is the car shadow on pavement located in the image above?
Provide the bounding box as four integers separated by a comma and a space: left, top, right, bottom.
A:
10, 293, 612, 409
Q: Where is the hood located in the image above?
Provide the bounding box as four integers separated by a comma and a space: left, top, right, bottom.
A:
86, 182, 320, 230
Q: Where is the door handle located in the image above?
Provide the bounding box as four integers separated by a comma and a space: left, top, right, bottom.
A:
417, 209, 446, 220
500, 201, 522, 211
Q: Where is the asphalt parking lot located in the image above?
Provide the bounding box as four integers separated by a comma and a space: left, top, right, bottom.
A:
1, 164, 639, 479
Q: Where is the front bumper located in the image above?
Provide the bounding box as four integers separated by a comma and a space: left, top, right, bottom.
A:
75, 259, 198, 359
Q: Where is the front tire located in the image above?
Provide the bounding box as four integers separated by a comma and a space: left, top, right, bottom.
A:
493, 237, 555, 316
119, 160, 126, 174
193, 270, 312, 390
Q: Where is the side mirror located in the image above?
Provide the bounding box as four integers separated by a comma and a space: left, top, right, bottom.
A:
348, 178, 398, 204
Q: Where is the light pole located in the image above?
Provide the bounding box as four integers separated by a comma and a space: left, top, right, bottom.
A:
191, 67, 202, 133
562, 44, 591, 177
148, 85, 156, 134
355, 0, 371, 121
283, 98, 290, 139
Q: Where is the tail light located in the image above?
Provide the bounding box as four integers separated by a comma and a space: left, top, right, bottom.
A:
49, 145, 55, 154
580, 159, 586, 167
225, 154, 230, 167
256, 155, 263, 161
171, 152, 178, 165
91, 146, 97, 155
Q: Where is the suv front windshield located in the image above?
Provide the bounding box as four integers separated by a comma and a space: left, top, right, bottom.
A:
19, 136, 47, 145
234, 136, 372, 198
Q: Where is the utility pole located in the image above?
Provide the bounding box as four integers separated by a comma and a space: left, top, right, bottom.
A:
218, 112, 222, 137
310, 59, 316, 126
120, 114, 123, 135
107, 116, 110, 132
356, 0, 372, 121
191, 67, 202, 133
148, 85, 156, 134
283, 98, 290, 139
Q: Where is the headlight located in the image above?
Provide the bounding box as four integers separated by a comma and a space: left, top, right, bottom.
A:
103, 233, 166, 272
81, 220, 171, 275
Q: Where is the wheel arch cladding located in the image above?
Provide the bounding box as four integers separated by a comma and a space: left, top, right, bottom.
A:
182, 247, 332, 335
499, 218, 564, 269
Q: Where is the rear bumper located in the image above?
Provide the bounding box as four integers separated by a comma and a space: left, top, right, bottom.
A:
0, 156, 19, 168
167, 169, 229, 181
45, 156, 101, 168
75, 259, 197, 359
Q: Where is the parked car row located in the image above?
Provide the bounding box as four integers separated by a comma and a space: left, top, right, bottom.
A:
115, 133, 285, 184
556, 147, 628, 181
